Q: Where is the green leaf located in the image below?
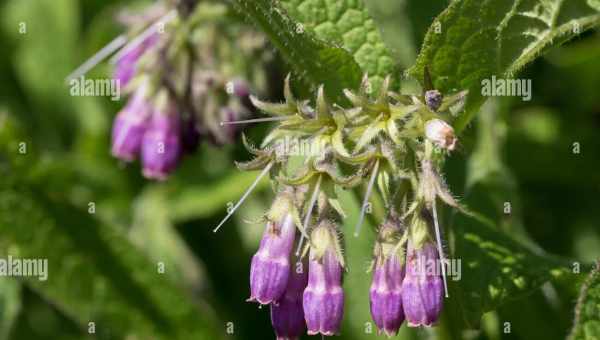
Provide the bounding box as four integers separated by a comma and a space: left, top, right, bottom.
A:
409, 0, 600, 132
233, 0, 363, 103
0, 180, 221, 340
280, 0, 397, 91
168, 170, 271, 223
568, 261, 600, 340
0, 279, 21, 340
447, 211, 573, 328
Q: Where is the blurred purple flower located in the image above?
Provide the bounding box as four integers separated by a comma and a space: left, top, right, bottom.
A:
141, 102, 181, 180
111, 83, 152, 161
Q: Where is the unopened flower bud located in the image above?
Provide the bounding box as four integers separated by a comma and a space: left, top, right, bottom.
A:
249, 193, 297, 305
424, 119, 457, 151
370, 219, 405, 337
424, 90, 442, 111
141, 98, 181, 180
270, 256, 308, 340
401, 239, 443, 327
114, 32, 159, 87
303, 221, 344, 336
111, 83, 152, 161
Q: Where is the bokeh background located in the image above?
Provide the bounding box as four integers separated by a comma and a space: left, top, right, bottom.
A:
0, 0, 599, 339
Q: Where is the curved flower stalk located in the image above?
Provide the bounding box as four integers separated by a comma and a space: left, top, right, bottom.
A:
72, 0, 272, 180
231, 72, 468, 337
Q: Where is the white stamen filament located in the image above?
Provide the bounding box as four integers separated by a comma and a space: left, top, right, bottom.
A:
110, 9, 177, 64
354, 159, 379, 237
65, 35, 127, 82
432, 201, 449, 298
213, 162, 273, 233
295, 175, 322, 256
220, 116, 290, 126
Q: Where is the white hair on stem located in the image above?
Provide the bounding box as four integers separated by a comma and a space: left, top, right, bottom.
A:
220, 116, 291, 126
110, 9, 177, 64
213, 161, 273, 233
354, 159, 379, 237
432, 201, 449, 298
295, 174, 322, 256
65, 35, 127, 82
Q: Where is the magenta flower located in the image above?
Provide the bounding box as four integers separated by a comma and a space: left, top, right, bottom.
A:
303, 222, 344, 336
401, 240, 443, 327
270, 256, 308, 340
249, 193, 296, 304
141, 100, 181, 180
114, 32, 159, 87
111, 83, 152, 162
369, 221, 405, 336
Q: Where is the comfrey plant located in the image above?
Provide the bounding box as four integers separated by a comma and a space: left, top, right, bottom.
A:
216, 73, 468, 337
72, 1, 270, 180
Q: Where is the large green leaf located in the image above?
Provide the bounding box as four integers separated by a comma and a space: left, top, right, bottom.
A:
0, 170, 221, 340
280, 0, 397, 91
409, 0, 600, 132
569, 261, 600, 340
446, 211, 573, 328
443, 99, 574, 328
232, 0, 363, 103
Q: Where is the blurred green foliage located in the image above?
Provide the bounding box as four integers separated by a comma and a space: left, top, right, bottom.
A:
0, 0, 599, 339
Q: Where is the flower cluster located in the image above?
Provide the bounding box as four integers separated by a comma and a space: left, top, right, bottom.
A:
231, 74, 468, 338
109, 2, 270, 180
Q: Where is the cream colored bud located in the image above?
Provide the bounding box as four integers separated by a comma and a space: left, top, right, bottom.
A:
425, 119, 457, 151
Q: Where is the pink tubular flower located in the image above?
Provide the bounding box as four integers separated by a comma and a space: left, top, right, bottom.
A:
111, 82, 152, 162
369, 219, 405, 336
114, 32, 159, 87
303, 221, 344, 336
249, 192, 297, 305
401, 240, 443, 327
270, 256, 308, 340
141, 98, 181, 180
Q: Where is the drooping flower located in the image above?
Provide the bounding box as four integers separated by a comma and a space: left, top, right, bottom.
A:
270, 255, 308, 340
140, 94, 181, 180
249, 191, 297, 305
111, 81, 152, 162
369, 217, 405, 337
113, 32, 159, 87
401, 237, 443, 327
303, 220, 344, 336
424, 118, 457, 151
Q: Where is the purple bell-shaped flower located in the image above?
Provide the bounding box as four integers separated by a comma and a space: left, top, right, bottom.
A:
141, 95, 181, 180
111, 82, 152, 162
369, 218, 405, 336
401, 239, 444, 327
249, 192, 297, 304
303, 220, 344, 336
270, 255, 308, 340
